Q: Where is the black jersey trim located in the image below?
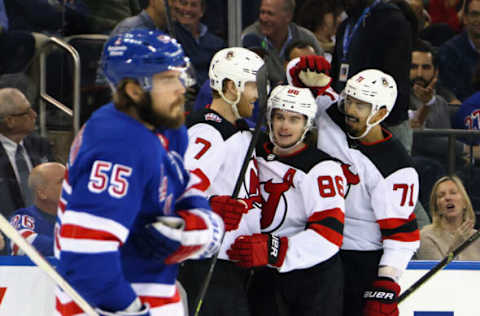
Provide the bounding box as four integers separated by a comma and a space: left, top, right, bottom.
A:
380, 218, 419, 237
256, 133, 343, 174
187, 108, 249, 141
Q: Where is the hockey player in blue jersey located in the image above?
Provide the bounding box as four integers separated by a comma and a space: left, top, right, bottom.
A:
9, 162, 65, 257
54, 30, 224, 316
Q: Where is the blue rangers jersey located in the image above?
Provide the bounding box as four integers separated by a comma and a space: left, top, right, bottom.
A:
9, 205, 55, 257
55, 103, 221, 315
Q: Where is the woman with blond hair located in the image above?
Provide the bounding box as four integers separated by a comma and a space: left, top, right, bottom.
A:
417, 175, 480, 260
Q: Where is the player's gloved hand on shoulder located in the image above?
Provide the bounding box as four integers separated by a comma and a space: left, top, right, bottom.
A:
96, 299, 150, 315
141, 209, 224, 264
227, 233, 288, 268
209, 195, 250, 231
363, 277, 400, 316
288, 55, 332, 96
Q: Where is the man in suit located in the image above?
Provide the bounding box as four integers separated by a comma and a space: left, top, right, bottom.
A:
0, 88, 53, 221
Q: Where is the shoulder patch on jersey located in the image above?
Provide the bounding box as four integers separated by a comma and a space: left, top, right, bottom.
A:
204, 113, 222, 123
187, 108, 238, 141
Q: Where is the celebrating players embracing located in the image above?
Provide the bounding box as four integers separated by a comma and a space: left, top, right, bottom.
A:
289, 56, 420, 316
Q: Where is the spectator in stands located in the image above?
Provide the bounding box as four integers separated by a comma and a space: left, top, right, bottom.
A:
428, 0, 464, 33
284, 40, 315, 68
110, 0, 167, 37
452, 61, 480, 165
171, 0, 225, 85
242, 0, 324, 85
453, 61, 480, 139
416, 175, 480, 260
331, 0, 414, 153
409, 0, 431, 32
409, 40, 450, 129
82, 0, 142, 34
294, 0, 337, 62
437, 0, 480, 102
408, 39, 463, 215
0, 88, 53, 219
8, 162, 65, 257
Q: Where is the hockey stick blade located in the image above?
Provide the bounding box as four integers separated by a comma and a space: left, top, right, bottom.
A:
0, 213, 98, 315
398, 229, 480, 303
193, 61, 270, 316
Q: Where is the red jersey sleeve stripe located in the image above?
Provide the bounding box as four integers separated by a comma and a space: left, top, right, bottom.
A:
378, 213, 420, 242
140, 287, 181, 308
308, 207, 345, 224
307, 208, 344, 247
60, 224, 123, 244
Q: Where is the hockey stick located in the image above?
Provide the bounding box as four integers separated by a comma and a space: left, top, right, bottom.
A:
0, 213, 99, 316
398, 229, 480, 303
193, 59, 270, 316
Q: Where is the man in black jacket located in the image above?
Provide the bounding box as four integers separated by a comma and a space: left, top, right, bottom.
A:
0, 88, 53, 221
332, 0, 413, 152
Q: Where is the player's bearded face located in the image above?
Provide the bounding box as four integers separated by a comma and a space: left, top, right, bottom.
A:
136, 92, 185, 129
139, 70, 186, 129
341, 96, 372, 137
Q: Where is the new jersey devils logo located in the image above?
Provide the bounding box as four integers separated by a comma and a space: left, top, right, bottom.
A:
261, 168, 296, 230
341, 163, 360, 197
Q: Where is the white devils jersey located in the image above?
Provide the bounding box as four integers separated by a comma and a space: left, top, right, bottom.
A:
315, 100, 420, 273
256, 138, 346, 273
185, 109, 262, 260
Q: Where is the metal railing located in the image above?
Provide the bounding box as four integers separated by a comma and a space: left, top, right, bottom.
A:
413, 128, 480, 174
38, 36, 80, 136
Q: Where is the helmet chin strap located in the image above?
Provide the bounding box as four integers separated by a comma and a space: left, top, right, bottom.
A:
347, 110, 385, 140
219, 89, 242, 120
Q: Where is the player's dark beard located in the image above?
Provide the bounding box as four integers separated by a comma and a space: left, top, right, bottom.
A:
136, 93, 185, 129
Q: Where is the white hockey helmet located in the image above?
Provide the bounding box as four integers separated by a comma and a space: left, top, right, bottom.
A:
267, 85, 317, 150
209, 47, 264, 119
341, 69, 397, 139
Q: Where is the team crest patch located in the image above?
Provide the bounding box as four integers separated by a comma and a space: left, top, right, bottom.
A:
226, 50, 235, 59
205, 113, 222, 123
157, 34, 171, 43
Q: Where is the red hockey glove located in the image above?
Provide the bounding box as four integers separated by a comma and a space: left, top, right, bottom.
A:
227, 233, 288, 268
363, 277, 400, 316
209, 196, 249, 231
288, 55, 332, 96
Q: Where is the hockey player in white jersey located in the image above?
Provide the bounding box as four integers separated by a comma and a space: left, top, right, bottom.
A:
227, 85, 347, 316
179, 47, 264, 316
54, 30, 224, 316
288, 56, 420, 316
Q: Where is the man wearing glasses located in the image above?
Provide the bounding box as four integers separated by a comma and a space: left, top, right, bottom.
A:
0, 88, 53, 229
